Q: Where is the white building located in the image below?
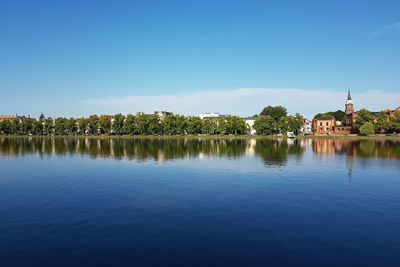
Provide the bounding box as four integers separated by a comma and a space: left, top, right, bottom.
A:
244, 117, 256, 135
154, 111, 173, 120
300, 118, 313, 135
199, 112, 221, 119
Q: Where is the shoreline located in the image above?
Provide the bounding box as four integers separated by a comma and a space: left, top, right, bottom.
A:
1, 134, 399, 140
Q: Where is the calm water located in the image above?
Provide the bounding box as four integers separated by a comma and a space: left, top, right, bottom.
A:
0, 137, 399, 267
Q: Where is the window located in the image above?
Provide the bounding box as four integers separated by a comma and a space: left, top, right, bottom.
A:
320, 122, 322, 126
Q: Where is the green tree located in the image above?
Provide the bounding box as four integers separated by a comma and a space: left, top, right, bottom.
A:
32, 119, 43, 135
124, 114, 136, 134
260, 106, 287, 121
254, 116, 277, 135
99, 115, 112, 134
223, 116, 247, 135
175, 115, 187, 135
375, 112, 390, 134
36, 113, 45, 134
147, 114, 161, 135
359, 122, 375, 136
389, 112, 400, 133
133, 113, 161, 135
314, 113, 335, 120
54, 117, 68, 135
44, 117, 54, 135
284, 114, 304, 135
186, 117, 203, 134
333, 110, 345, 121
19, 117, 35, 135
87, 115, 99, 134
113, 114, 125, 135
278, 115, 303, 135
162, 114, 178, 135
135, 113, 149, 135
202, 118, 218, 135
0, 120, 13, 135
78, 118, 89, 135
10, 119, 19, 135
67, 118, 78, 135
355, 109, 374, 131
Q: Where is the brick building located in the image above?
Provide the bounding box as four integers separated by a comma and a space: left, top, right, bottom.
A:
313, 90, 355, 135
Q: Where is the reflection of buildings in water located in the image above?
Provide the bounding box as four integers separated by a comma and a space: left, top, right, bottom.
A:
157, 150, 166, 163
300, 138, 312, 149
245, 139, 256, 156
287, 138, 295, 145
1, 137, 399, 165
346, 155, 353, 182
312, 138, 354, 156
312, 138, 357, 180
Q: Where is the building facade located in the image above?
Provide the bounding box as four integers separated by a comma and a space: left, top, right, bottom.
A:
313, 90, 355, 135
199, 112, 222, 119
312, 118, 336, 135
0, 115, 17, 122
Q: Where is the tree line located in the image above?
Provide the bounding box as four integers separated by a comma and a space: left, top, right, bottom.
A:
0, 113, 249, 136
254, 106, 304, 135
355, 109, 400, 135
0, 136, 306, 166
0, 106, 305, 136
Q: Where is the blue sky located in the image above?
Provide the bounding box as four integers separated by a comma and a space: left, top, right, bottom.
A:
0, 0, 399, 117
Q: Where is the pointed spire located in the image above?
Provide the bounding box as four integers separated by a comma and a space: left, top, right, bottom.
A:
347, 89, 352, 100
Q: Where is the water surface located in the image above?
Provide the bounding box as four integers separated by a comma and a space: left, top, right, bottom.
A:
0, 137, 399, 266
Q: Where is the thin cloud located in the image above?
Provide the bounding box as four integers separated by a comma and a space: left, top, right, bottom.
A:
370, 22, 400, 35
82, 88, 400, 119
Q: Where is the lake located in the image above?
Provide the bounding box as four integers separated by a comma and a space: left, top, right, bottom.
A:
0, 137, 399, 266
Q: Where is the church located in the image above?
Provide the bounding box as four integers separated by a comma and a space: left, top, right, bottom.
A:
313, 90, 357, 135
313, 90, 400, 135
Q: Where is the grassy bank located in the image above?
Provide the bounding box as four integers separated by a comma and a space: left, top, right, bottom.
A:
1, 134, 400, 140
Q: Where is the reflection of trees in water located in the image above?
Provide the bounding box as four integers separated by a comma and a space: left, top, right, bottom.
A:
0, 137, 306, 166
254, 139, 304, 167
311, 139, 400, 160
0, 137, 249, 161
1, 137, 398, 165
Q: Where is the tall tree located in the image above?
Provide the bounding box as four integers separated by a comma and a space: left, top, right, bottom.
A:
67, 118, 78, 135
333, 110, 345, 121
44, 117, 54, 135
78, 118, 89, 135
202, 118, 218, 135
254, 116, 277, 135
186, 117, 203, 134
124, 114, 136, 135
54, 117, 68, 135
223, 116, 247, 135
113, 114, 125, 135
375, 112, 390, 134
389, 112, 400, 132
162, 114, 177, 135
99, 115, 112, 134
260, 106, 287, 121
87, 115, 99, 135
355, 109, 374, 131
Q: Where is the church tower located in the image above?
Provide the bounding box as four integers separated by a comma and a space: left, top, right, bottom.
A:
345, 89, 354, 127
345, 89, 354, 114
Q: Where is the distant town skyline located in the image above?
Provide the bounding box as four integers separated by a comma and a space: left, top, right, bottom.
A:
1, 1, 400, 117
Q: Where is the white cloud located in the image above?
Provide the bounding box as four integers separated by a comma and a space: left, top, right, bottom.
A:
370, 22, 400, 35
81, 88, 400, 119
